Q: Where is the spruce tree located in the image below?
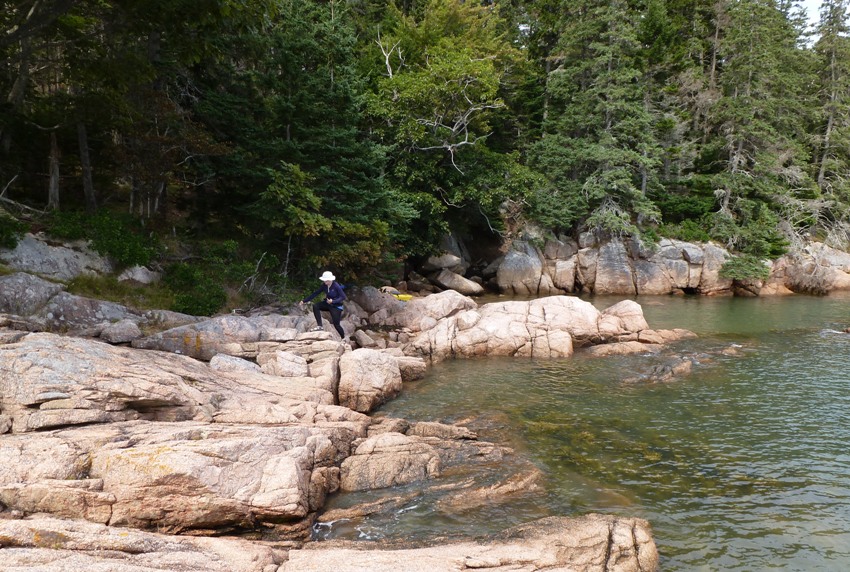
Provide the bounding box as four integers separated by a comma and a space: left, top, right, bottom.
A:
529, 0, 662, 237
704, 0, 814, 256
811, 0, 850, 246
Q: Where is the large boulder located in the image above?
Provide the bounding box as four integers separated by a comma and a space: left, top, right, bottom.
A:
699, 243, 733, 294
548, 258, 577, 292
774, 243, 850, 293
598, 299, 650, 337
421, 253, 464, 273
34, 291, 142, 332
496, 240, 545, 295
131, 314, 303, 360
409, 295, 624, 362
338, 349, 402, 413
594, 240, 636, 295
542, 235, 578, 260
0, 272, 63, 315
430, 268, 485, 296
0, 420, 359, 535
0, 332, 354, 433
347, 285, 403, 315
383, 290, 478, 332
339, 432, 441, 491
258, 349, 310, 377
100, 318, 143, 344
0, 233, 112, 281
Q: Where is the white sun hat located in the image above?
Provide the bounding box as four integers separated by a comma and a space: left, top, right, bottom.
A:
319, 271, 336, 281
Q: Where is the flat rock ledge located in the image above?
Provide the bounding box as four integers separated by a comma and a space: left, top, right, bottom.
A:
0, 513, 658, 572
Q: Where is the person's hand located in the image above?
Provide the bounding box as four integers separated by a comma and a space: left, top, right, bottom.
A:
327, 298, 333, 304
298, 300, 304, 308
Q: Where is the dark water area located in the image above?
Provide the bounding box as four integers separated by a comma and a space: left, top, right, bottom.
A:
322, 293, 850, 571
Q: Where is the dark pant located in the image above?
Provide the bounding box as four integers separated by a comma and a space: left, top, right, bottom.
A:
313, 300, 345, 337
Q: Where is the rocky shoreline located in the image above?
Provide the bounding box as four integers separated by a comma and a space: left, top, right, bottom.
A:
0, 267, 689, 570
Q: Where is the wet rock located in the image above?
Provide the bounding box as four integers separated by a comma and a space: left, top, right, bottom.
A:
408, 421, 477, 441
435, 468, 543, 512
340, 432, 441, 491
623, 355, 700, 384
582, 341, 662, 357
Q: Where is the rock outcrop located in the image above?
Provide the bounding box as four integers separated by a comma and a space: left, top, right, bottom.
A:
488, 236, 850, 297
0, 512, 657, 572
0, 233, 113, 280
0, 269, 674, 569
280, 514, 658, 572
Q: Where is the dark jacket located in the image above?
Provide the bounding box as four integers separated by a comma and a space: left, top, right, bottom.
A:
302, 282, 346, 308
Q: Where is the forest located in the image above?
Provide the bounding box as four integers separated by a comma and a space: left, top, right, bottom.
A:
1, 0, 849, 312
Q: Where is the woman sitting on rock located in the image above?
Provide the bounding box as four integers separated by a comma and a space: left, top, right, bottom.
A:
299, 271, 346, 338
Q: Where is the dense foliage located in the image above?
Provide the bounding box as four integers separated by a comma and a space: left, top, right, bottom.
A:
1, 0, 849, 306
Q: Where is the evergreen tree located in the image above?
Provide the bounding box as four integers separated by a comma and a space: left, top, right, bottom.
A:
529, 0, 662, 238
811, 0, 850, 246
190, 0, 393, 275
705, 0, 815, 256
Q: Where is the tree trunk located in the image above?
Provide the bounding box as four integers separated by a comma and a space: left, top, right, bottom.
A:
1, 38, 34, 154
817, 47, 838, 188
47, 131, 61, 211
77, 121, 97, 213
154, 180, 167, 218
129, 177, 136, 215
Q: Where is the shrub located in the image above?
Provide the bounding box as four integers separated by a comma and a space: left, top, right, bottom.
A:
163, 262, 227, 316
719, 254, 771, 282
658, 219, 711, 243
49, 211, 157, 268
0, 213, 27, 249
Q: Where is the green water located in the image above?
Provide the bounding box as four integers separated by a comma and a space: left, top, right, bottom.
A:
324, 293, 850, 571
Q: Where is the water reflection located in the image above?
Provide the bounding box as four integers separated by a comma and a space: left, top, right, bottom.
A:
322, 293, 850, 571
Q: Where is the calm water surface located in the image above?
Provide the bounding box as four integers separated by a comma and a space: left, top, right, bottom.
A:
326, 293, 850, 571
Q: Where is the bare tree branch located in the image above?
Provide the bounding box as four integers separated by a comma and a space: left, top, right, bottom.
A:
375, 30, 402, 78
1, 174, 18, 198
